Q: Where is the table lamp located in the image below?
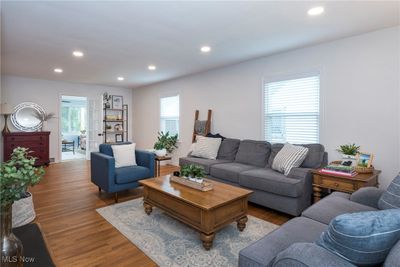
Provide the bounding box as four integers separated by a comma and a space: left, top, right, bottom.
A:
1, 103, 12, 134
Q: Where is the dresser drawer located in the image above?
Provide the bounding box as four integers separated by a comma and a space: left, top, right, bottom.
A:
6, 135, 46, 142
321, 178, 355, 192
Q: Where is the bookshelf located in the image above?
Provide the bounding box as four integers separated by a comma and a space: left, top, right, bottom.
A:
103, 104, 128, 143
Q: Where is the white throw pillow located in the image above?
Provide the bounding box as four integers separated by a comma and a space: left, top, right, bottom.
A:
191, 136, 222, 160
272, 143, 309, 176
111, 143, 137, 168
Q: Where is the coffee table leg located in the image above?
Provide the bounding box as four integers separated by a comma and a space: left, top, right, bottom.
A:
143, 202, 153, 215
200, 232, 215, 250
237, 216, 248, 232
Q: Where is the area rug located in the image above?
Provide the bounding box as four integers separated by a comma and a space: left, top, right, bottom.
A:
97, 198, 278, 267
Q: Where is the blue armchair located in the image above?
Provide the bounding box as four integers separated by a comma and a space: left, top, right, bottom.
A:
90, 143, 155, 202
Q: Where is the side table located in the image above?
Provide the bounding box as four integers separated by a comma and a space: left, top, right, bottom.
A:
311, 169, 381, 202
154, 156, 172, 176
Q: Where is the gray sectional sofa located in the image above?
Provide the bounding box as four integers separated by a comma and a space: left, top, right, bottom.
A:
179, 138, 327, 216
239, 188, 400, 266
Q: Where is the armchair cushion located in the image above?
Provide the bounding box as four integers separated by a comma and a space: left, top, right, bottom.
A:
115, 166, 151, 184
350, 187, 385, 209
316, 209, 400, 266
99, 142, 131, 156
273, 243, 356, 267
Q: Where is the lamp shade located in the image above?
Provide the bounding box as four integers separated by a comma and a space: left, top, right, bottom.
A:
1, 103, 12, 114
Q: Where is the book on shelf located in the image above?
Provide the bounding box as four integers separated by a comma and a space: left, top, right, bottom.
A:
319, 169, 358, 177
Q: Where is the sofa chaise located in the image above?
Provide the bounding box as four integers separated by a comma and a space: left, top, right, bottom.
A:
239, 187, 400, 266
179, 139, 327, 216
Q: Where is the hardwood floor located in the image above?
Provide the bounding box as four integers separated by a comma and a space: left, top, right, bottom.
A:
31, 160, 291, 266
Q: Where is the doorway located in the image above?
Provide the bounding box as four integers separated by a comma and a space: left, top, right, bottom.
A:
60, 95, 88, 161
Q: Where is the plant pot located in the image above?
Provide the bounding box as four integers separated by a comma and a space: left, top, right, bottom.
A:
195, 177, 204, 183
41, 121, 48, 131
1, 204, 23, 267
341, 154, 356, 160
155, 149, 167, 157
12, 192, 35, 228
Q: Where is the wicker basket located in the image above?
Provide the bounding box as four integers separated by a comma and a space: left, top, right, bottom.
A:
355, 166, 374, 174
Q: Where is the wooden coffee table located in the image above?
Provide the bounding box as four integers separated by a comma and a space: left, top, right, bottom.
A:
139, 176, 253, 250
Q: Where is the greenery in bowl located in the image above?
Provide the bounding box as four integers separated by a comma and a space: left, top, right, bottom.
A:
336, 143, 360, 156
153, 131, 178, 153
0, 147, 45, 207
181, 164, 205, 178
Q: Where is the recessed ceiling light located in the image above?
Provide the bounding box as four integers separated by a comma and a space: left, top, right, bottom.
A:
117, 77, 124, 81
148, 65, 156, 70
308, 6, 324, 16
200, 46, 211, 53
54, 68, 63, 73
73, 50, 84, 57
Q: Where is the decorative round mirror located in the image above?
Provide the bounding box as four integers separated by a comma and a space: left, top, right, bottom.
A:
11, 102, 45, 132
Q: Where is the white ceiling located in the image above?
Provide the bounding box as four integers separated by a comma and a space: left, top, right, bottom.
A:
2, 1, 399, 89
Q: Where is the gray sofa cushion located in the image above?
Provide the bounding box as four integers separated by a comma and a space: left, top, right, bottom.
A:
384, 240, 400, 267
179, 157, 231, 175
235, 140, 271, 167
239, 169, 304, 197
210, 162, 258, 183
273, 243, 356, 267
216, 138, 241, 161
239, 217, 327, 267
268, 143, 325, 169
302, 193, 377, 225
300, 144, 325, 168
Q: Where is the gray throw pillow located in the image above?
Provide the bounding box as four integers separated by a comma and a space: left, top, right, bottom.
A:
317, 209, 400, 266
378, 173, 400, 210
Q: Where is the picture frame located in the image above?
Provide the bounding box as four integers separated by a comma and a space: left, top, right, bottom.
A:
112, 95, 123, 109
115, 133, 123, 143
356, 152, 374, 168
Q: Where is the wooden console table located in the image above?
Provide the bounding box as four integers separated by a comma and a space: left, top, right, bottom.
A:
311, 169, 380, 202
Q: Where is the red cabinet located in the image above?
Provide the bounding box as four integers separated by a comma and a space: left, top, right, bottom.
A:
3, 131, 50, 166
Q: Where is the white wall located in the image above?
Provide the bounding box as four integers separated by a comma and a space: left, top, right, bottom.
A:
133, 26, 400, 189
2, 76, 133, 163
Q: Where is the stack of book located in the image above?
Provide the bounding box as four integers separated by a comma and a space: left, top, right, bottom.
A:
319, 164, 358, 177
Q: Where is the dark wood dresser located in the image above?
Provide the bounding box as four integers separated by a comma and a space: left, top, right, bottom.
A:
3, 131, 50, 166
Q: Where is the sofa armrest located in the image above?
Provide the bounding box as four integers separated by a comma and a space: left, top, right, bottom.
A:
350, 187, 384, 209
272, 243, 356, 267
287, 167, 313, 180
135, 150, 155, 177
90, 152, 115, 192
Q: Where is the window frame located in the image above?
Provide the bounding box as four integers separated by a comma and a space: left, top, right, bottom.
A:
261, 71, 322, 144
159, 93, 180, 138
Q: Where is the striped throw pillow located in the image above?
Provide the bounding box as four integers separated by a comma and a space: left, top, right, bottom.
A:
272, 143, 309, 176
191, 136, 222, 159
378, 173, 400, 209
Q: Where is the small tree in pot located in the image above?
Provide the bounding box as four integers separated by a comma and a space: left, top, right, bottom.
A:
337, 143, 360, 159
1, 147, 45, 266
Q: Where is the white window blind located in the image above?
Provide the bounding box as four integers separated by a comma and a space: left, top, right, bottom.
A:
264, 75, 320, 144
160, 95, 179, 136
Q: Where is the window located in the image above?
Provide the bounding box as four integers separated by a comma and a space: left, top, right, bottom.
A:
61, 106, 86, 134
160, 95, 179, 137
264, 75, 320, 144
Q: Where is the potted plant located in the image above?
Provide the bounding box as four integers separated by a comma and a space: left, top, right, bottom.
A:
153, 131, 178, 157
181, 164, 205, 183
33, 111, 55, 131
1, 147, 45, 264
337, 143, 360, 159
103, 92, 111, 108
